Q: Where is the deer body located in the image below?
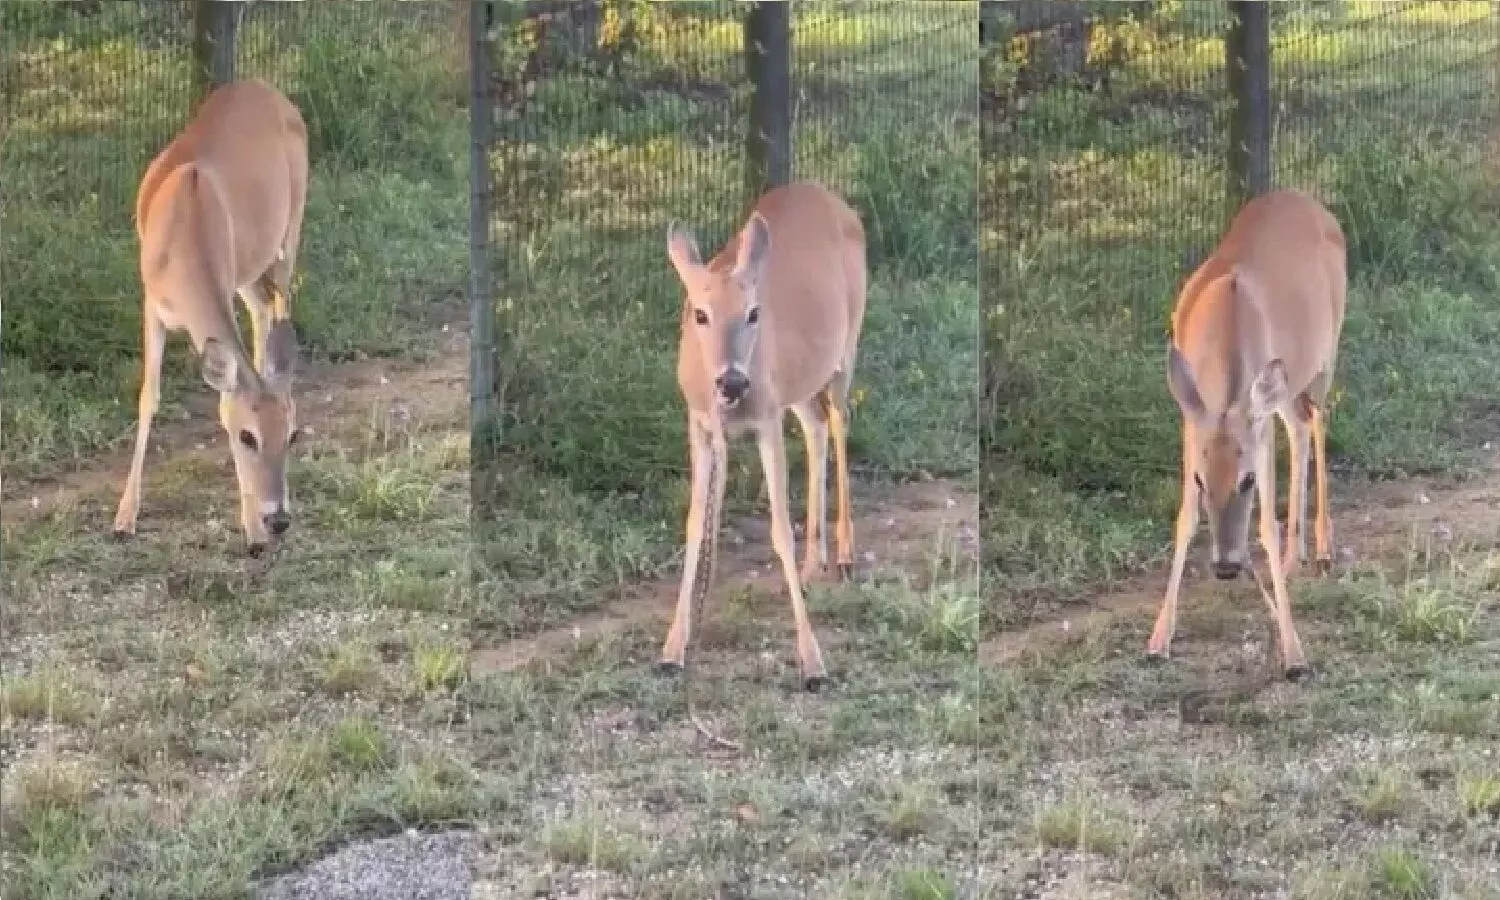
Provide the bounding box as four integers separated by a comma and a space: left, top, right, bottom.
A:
660, 181, 868, 690
1151, 189, 1347, 680
112, 79, 309, 555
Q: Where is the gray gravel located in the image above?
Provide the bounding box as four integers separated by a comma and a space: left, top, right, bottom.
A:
256, 829, 479, 900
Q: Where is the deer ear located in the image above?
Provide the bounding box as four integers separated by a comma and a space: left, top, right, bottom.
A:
1249, 358, 1290, 416
262, 319, 300, 393
731, 212, 772, 287
666, 221, 702, 284
1166, 345, 1207, 423
200, 338, 241, 394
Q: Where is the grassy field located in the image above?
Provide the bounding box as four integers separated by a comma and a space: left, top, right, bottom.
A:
470, 2, 986, 895
981, 2, 1500, 895
1, 5, 474, 898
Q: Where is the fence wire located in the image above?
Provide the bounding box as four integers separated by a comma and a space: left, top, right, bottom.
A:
476, 1, 978, 626
983, 0, 1500, 585
1, 1, 466, 478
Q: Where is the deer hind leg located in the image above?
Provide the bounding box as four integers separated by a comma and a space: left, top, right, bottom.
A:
824, 373, 856, 580
1309, 400, 1334, 573
659, 419, 722, 672
757, 419, 827, 690
790, 398, 829, 584
113, 311, 168, 538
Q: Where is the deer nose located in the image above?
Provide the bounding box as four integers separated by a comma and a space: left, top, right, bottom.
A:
1213, 560, 1242, 580
265, 510, 291, 536
715, 368, 749, 404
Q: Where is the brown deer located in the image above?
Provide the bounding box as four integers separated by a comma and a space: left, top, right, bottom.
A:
1151, 189, 1347, 680
658, 181, 868, 693
112, 79, 309, 557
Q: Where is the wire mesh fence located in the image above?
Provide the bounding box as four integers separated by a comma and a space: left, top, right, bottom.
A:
474, 0, 979, 630
1, 0, 467, 479
983, 0, 1500, 592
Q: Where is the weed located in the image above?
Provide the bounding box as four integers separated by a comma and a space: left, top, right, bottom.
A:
1034, 796, 1129, 857
1372, 847, 1436, 900
321, 643, 379, 697
1457, 774, 1500, 818
413, 642, 468, 693
542, 817, 643, 873
0, 670, 97, 725
330, 716, 393, 774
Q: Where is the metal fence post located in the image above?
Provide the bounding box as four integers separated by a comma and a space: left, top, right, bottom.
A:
745, 0, 792, 202
192, 0, 239, 103
470, 0, 497, 468
1226, 0, 1271, 213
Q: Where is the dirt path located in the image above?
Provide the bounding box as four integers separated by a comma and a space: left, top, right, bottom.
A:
1, 324, 469, 526
980, 454, 1500, 667
474, 477, 980, 675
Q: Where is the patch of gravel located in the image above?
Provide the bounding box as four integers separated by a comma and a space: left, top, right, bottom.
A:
255, 829, 479, 900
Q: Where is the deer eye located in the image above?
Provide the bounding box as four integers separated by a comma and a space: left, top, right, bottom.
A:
1238, 473, 1256, 494
693, 308, 709, 326
238, 430, 259, 451
746, 307, 760, 325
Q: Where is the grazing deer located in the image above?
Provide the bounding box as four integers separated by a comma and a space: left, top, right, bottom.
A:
112, 79, 309, 556
1151, 189, 1347, 680
658, 181, 867, 693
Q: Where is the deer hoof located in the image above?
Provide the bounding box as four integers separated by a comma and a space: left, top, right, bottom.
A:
1315, 556, 1333, 576
1284, 663, 1316, 683
836, 562, 854, 581
247, 542, 269, 558
802, 673, 828, 693
111, 527, 134, 542
1143, 649, 1171, 665
655, 660, 684, 678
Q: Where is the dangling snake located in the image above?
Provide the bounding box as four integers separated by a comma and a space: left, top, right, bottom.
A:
684, 429, 742, 752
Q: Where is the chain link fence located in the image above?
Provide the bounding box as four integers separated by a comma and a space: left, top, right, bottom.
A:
1, 0, 466, 479
472, 0, 978, 630
984, 0, 1500, 598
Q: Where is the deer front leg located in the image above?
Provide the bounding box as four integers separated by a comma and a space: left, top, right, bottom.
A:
659, 419, 718, 673
1147, 459, 1200, 661
1256, 437, 1311, 681
113, 312, 167, 538
758, 421, 827, 691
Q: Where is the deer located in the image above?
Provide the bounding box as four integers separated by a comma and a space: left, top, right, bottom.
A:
658, 180, 868, 703
112, 79, 309, 557
1150, 188, 1347, 681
